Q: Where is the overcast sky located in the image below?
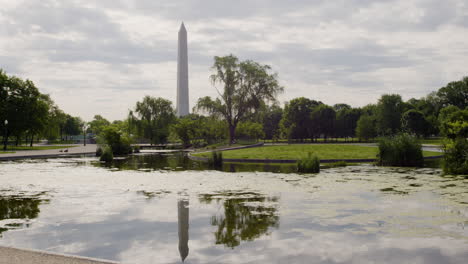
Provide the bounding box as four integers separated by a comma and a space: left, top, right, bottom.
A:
1, 0, 467, 121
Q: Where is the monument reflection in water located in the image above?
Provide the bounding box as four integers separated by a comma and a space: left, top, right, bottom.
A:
178, 199, 189, 262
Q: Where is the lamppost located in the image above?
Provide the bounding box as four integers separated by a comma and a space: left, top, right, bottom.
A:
3, 120, 8, 151
83, 123, 88, 146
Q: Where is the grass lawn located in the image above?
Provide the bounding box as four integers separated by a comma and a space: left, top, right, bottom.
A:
2, 145, 76, 151
419, 138, 444, 145
193, 144, 441, 160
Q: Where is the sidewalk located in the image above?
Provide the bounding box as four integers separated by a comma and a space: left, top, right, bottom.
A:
0, 144, 97, 161
0, 246, 118, 264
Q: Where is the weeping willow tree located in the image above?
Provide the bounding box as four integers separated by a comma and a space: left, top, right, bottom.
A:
196, 55, 283, 144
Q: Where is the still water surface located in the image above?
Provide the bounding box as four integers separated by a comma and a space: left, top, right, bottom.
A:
0, 153, 467, 263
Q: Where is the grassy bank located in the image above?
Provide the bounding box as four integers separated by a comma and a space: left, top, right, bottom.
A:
193, 144, 441, 160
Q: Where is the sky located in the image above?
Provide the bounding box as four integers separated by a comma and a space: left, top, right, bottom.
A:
1, 0, 467, 121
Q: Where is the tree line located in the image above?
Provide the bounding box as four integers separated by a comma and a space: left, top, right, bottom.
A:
0, 70, 84, 149
2, 56, 467, 153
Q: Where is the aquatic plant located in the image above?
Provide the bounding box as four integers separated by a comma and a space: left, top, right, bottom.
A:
297, 152, 320, 173
99, 146, 113, 162
378, 133, 423, 167
95, 146, 103, 157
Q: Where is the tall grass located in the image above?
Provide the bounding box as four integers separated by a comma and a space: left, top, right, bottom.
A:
378, 133, 423, 167
297, 153, 320, 173
99, 146, 114, 162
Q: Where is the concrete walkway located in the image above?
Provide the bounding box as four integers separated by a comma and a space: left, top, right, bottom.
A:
0, 144, 97, 161
0, 246, 119, 264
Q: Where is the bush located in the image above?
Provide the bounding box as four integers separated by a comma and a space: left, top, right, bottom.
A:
378, 133, 423, 167
208, 151, 223, 170
99, 146, 113, 162
443, 137, 468, 175
95, 146, 103, 157
132, 145, 141, 153
297, 153, 320, 173
102, 126, 132, 155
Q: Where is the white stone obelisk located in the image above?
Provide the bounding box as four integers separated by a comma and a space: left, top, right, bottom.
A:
177, 22, 189, 117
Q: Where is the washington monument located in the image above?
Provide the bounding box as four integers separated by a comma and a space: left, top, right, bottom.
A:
177, 22, 189, 117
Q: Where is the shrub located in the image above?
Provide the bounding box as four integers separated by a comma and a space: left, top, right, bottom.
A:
99, 146, 113, 162
443, 137, 468, 175
297, 153, 320, 173
102, 126, 132, 155
378, 133, 423, 167
95, 146, 103, 157
132, 145, 141, 153
208, 151, 223, 170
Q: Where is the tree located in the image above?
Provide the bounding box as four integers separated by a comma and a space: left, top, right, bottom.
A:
132, 96, 176, 144
280, 97, 321, 141
261, 105, 283, 140
196, 55, 283, 144
439, 108, 468, 139
356, 115, 377, 141
311, 104, 336, 141
401, 109, 429, 137
335, 107, 361, 140
63, 115, 83, 140
376, 94, 405, 135
437, 76, 468, 109
88, 115, 111, 135
236, 121, 264, 141
171, 116, 199, 148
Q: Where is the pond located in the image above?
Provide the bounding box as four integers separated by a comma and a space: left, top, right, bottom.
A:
0, 153, 467, 263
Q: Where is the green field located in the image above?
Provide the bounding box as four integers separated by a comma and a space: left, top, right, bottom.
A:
193, 144, 442, 160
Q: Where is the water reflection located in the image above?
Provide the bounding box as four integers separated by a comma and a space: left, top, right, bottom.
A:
199, 192, 280, 248
178, 199, 189, 262
93, 152, 297, 174
0, 194, 46, 236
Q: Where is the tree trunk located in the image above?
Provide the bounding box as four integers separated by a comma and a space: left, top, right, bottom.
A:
229, 125, 236, 145
30, 134, 34, 147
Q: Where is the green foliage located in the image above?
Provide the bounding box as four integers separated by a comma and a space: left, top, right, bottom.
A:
208, 151, 223, 170
376, 94, 405, 135
438, 107, 468, 139
132, 145, 140, 153
99, 146, 114, 162
437, 76, 468, 109
130, 96, 176, 144
356, 115, 377, 141
260, 104, 283, 140
280, 97, 321, 141
401, 109, 429, 137
311, 104, 336, 141
335, 107, 361, 140
297, 153, 320, 173
236, 121, 264, 141
102, 125, 132, 155
171, 117, 198, 148
443, 137, 468, 175
95, 146, 103, 157
377, 134, 424, 167
196, 55, 283, 144
88, 115, 110, 135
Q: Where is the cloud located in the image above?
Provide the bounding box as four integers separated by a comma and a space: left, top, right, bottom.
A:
0, 0, 467, 120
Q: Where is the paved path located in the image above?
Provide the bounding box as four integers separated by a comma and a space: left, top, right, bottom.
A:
0, 144, 97, 161
0, 246, 118, 264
